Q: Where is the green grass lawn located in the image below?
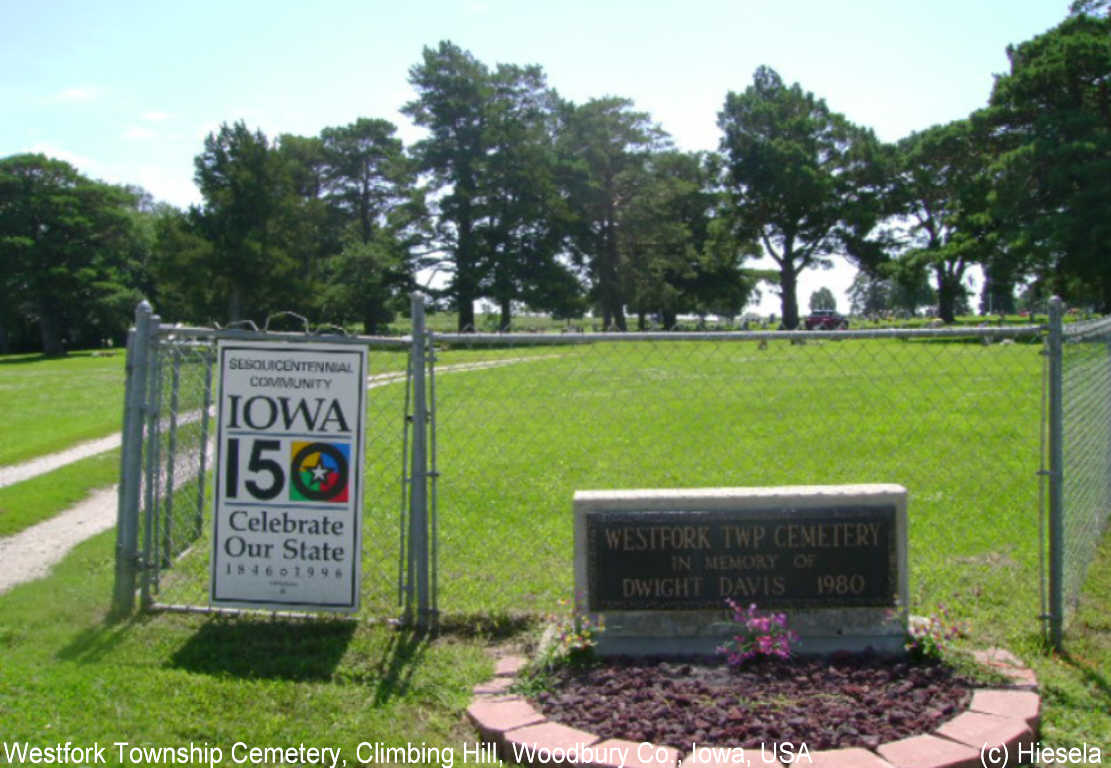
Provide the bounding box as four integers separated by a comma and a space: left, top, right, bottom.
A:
1037, 532, 1111, 749
0, 530, 494, 760
0, 350, 126, 466
0, 450, 121, 536
0, 349, 128, 540
1, 333, 1108, 755
422, 338, 1044, 620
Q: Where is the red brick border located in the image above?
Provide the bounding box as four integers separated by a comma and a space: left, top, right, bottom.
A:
876, 733, 981, 768
466, 647, 1039, 768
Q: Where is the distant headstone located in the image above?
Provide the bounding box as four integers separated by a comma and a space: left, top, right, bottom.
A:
573, 485, 908, 655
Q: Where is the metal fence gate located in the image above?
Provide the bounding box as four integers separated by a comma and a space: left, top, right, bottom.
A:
111, 296, 1110, 649
111, 299, 437, 627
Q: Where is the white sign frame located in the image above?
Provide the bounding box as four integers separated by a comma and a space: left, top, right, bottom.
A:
210, 341, 367, 612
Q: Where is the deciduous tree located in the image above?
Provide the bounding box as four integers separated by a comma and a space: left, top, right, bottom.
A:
559, 97, 668, 330
718, 67, 879, 329
808, 287, 836, 312
193, 121, 299, 321
478, 63, 577, 328
276, 133, 338, 312
894, 119, 993, 322
403, 41, 490, 331
621, 151, 755, 328
319, 118, 422, 331
0, 154, 138, 354
984, 13, 1111, 309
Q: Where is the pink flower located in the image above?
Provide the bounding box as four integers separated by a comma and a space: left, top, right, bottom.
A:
719, 601, 797, 668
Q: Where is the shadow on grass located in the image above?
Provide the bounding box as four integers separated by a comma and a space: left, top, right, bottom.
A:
363, 615, 535, 705
437, 612, 534, 640
1057, 649, 1111, 708
369, 628, 429, 706
896, 335, 1044, 346
0, 350, 123, 365
55, 613, 149, 664
168, 617, 356, 681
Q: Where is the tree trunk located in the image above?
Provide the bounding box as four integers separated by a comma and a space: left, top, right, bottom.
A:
0, 325, 8, 356
598, 277, 624, 330
498, 298, 512, 331
360, 179, 373, 244
661, 308, 677, 330
614, 306, 627, 331
228, 284, 243, 323
598, 271, 625, 330
38, 306, 65, 356
779, 264, 800, 330
363, 308, 379, 335
937, 268, 958, 324
453, 247, 478, 331
981, 262, 1017, 315
1100, 272, 1111, 316
456, 294, 475, 331
599, 215, 626, 331
637, 310, 646, 331
609, 304, 626, 331
456, 220, 477, 331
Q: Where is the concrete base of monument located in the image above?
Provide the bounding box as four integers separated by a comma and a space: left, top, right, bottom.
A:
593, 607, 906, 656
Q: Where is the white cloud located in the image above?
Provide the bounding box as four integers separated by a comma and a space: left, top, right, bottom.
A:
142, 111, 170, 122
123, 126, 155, 140
25, 146, 199, 208
27, 143, 99, 172
131, 164, 201, 209
54, 87, 100, 103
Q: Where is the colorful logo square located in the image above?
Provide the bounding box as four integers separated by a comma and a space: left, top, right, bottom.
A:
289, 441, 350, 503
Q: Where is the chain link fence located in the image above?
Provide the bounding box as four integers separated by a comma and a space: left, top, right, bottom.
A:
1051, 305, 1111, 642
112, 303, 415, 620
110, 298, 1110, 648
135, 334, 214, 608
426, 325, 1046, 641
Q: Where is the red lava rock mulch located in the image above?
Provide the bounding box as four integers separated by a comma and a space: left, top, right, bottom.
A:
468, 649, 1041, 768
531, 654, 973, 751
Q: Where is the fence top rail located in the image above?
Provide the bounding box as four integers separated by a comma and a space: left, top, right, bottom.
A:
148, 322, 1050, 346
153, 325, 412, 349
431, 325, 1047, 345
1062, 315, 1111, 341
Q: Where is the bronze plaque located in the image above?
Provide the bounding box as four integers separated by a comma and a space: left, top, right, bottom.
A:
586, 506, 897, 611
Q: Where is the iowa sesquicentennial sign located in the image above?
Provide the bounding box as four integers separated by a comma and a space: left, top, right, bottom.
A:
211, 341, 367, 612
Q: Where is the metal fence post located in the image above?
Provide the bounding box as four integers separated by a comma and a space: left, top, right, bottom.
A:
164, 350, 180, 565
407, 293, 432, 631
1047, 296, 1065, 650
195, 348, 214, 539
140, 311, 162, 608
112, 301, 153, 616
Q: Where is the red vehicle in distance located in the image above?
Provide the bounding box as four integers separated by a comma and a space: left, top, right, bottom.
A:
804, 309, 849, 330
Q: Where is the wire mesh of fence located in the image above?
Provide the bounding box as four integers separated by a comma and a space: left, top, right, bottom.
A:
133, 325, 412, 618
1058, 314, 1111, 624
116, 308, 1081, 646
427, 326, 1046, 637
136, 335, 214, 607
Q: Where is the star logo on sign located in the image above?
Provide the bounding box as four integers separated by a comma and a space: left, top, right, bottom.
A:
289, 441, 350, 503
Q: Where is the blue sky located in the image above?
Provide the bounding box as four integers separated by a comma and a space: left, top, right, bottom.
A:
1, 0, 1069, 313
